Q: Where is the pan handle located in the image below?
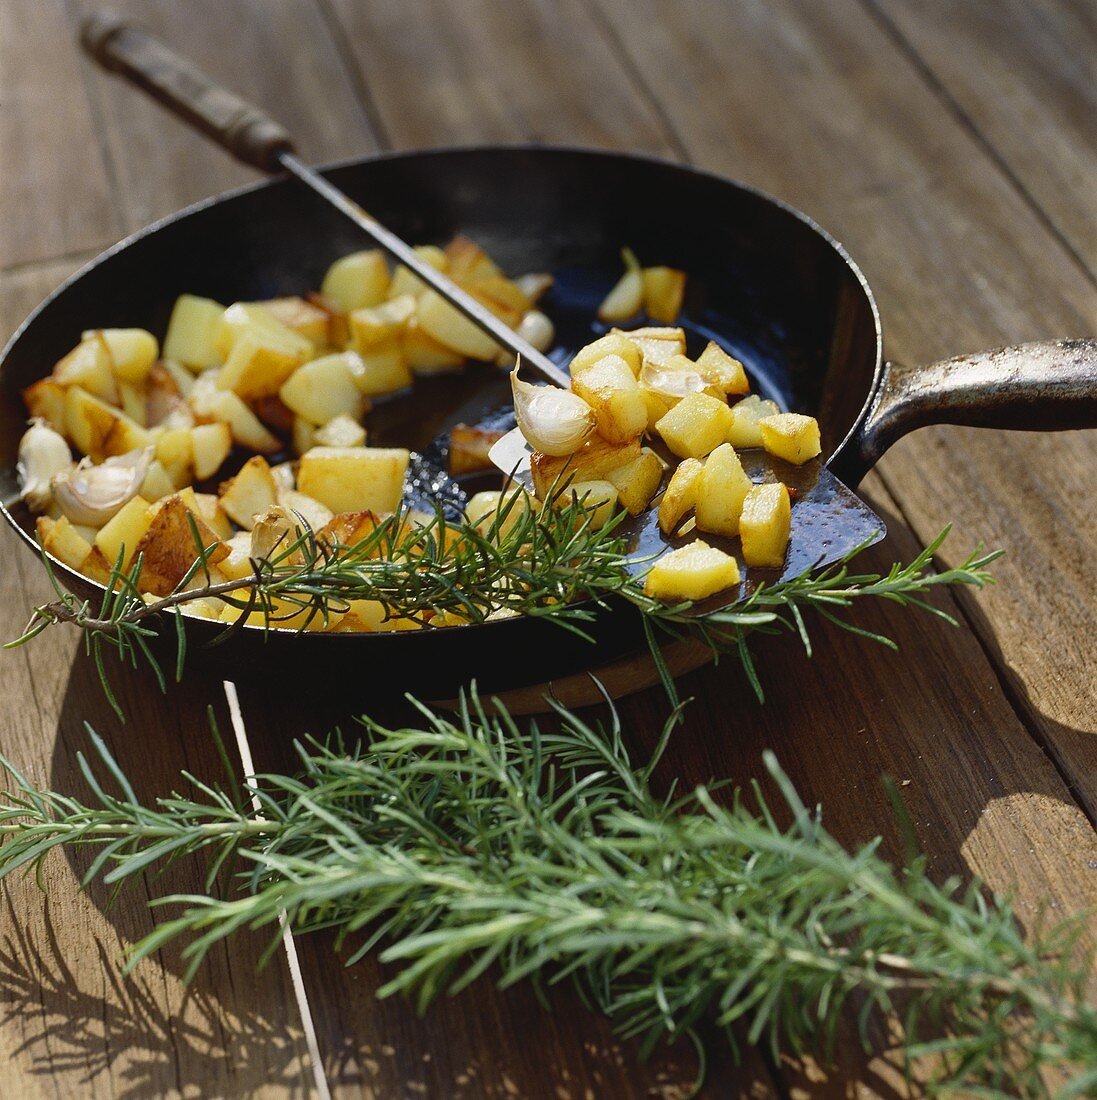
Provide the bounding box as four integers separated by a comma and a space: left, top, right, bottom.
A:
80, 12, 295, 172
830, 339, 1097, 485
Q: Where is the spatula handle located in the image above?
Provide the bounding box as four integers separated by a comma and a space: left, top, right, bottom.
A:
80, 12, 295, 172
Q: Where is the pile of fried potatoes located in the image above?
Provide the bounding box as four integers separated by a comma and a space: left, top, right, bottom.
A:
505, 257, 823, 602
18, 236, 555, 631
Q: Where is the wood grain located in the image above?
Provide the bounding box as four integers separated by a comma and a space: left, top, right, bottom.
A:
2, 1, 1096, 1096
870, 0, 1097, 281
68, 0, 378, 231
0, 264, 313, 1098
0, 0, 119, 268
324, 0, 680, 155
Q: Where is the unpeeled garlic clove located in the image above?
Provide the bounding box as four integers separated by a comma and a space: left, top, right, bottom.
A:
52, 446, 153, 526
510, 367, 595, 457
249, 505, 297, 561
17, 419, 73, 512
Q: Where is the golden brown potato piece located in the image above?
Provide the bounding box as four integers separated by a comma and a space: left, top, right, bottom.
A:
530, 436, 641, 500
134, 495, 229, 597
448, 425, 506, 476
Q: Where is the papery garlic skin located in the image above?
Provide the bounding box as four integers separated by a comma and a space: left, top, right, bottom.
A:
510, 368, 595, 457
52, 447, 153, 526
17, 419, 73, 512
249, 504, 296, 561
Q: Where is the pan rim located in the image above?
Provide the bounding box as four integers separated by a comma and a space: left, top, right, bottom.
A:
0, 143, 885, 644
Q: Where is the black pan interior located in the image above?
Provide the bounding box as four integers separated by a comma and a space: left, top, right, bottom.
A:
0, 147, 881, 695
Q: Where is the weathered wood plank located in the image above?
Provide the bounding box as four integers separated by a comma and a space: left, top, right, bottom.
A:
590, 0, 1097, 816
0, 263, 313, 1099
68, 0, 379, 231
870, 0, 1097, 281
0, 1, 119, 268
324, 0, 679, 154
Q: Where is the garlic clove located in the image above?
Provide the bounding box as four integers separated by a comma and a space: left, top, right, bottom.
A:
496, 310, 556, 366
52, 446, 153, 527
249, 504, 298, 561
17, 419, 73, 512
510, 367, 595, 457
597, 247, 643, 323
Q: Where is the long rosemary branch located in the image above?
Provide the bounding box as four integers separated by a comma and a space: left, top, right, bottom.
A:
0, 694, 1092, 1095
7, 494, 999, 717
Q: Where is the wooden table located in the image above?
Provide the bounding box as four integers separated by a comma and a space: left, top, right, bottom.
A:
2, 1, 1095, 1095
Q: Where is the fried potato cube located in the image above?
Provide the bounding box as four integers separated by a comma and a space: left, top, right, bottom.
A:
189, 373, 281, 454
448, 425, 506, 476
315, 413, 367, 448
444, 235, 501, 283
305, 291, 350, 347
641, 267, 687, 324
389, 244, 448, 299
297, 446, 410, 515
466, 275, 531, 328
604, 447, 666, 515
255, 296, 331, 347
65, 386, 150, 461
320, 250, 390, 313
318, 509, 386, 550
191, 422, 233, 481
695, 443, 752, 538
117, 382, 148, 427
466, 487, 535, 537
726, 395, 781, 448
570, 354, 647, 444
401, 317, 466, 375
155, 426, 194, 488
218, 532, 255, 581
695, 341, 749, 396
613, 326, 685, 367
37, 515, 94, 571
82, 328, 158, 385
569, 332, 642, 378
348, 294, 416, 353
135, 494, 229, 596
555, 479, 619, 530
280, 352, 366, 425
216, 304, 314, 397
643, 539, 740, 601
163, 294, 226, 371
219, 456, 278, 530
53, 339, 118, 403
350, 345, 414, 397
191, 491, 234, 541
655, 392, 734, 459
759, 413, 822, 465
278, 489, 334, 532
740, 483, 791, 568
331, 600, 423, 633
530, 436, 641, 500
416, 289, 499, 361
23, 378, 67, 431
140, 460, 177, 501
657, 457, 704, 535
94, 496, 153, 572
293, 416, 316, 456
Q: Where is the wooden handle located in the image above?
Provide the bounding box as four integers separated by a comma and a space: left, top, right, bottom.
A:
81, 12, 295, 172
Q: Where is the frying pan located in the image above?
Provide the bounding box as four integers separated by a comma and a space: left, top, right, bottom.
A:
2, 29, 1095, 699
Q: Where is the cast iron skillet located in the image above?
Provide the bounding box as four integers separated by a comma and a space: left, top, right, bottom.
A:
2, 145, 1095, 696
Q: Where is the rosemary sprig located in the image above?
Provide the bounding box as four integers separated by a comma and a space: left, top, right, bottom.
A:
1, 693, 1093, 1095
7, 492, 999, 718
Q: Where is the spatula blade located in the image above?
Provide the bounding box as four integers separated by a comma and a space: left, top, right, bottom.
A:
489, 427, 886, 608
